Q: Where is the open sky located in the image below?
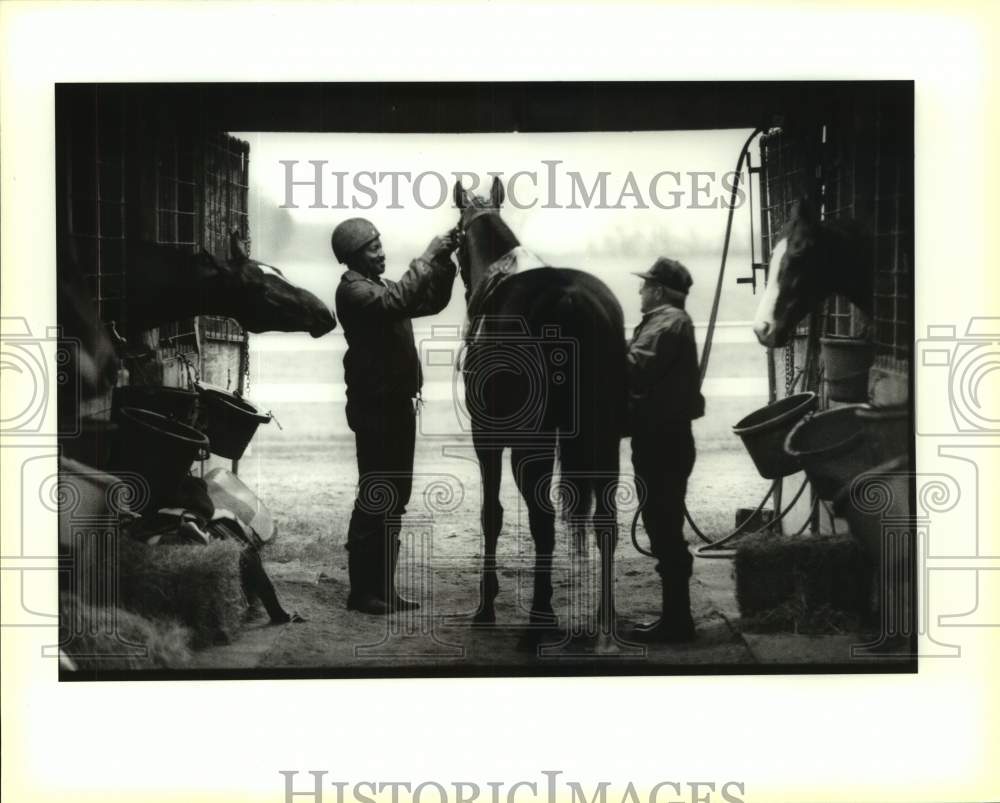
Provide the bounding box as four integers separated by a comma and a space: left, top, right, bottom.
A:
234, 129, 765, 328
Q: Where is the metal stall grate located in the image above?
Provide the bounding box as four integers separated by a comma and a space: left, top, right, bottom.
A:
759, 104, 912, 403
871, 103, 912, 368
200, 134, 250, 347
758, 126, 822, 396
65, 86, 128, 328
818, 122, 868, 339
154, 120, 201, 354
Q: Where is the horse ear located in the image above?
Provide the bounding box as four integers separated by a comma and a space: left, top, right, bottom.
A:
489, 175, 505, 208
228, 228, 250, 264
790, 196, 818, 226
453, 181, 470, 209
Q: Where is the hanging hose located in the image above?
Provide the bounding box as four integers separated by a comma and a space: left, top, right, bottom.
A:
628, 125, 817, 560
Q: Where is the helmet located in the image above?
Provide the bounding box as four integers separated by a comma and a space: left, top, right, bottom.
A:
331, 218, 380, 264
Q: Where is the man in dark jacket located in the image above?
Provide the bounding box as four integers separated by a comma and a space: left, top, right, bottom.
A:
626, 257, 705, 643
332, 218, 458, 615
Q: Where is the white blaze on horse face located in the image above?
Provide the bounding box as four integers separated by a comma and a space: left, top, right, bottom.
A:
752, 237, 787, 347
257, 262, 292, 285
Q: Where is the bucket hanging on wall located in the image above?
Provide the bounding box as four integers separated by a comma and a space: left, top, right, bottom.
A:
111, 385, 199, 426
784, 405, 875, 500
732, 392, 818, 480
193, 382, 271, 460
109, 407, 210, 514
820, 336, 875, 402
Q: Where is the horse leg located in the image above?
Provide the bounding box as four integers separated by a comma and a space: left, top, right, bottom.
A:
511, 442, 558, 627
473, 446, 503, 625
593, 447, 622, 652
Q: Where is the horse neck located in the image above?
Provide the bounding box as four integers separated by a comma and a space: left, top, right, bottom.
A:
819, 221, 873, 313
466, 214, 520, 292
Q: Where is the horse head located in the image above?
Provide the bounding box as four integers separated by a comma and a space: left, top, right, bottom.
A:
127, 233, 336, 338
752, 199, 872, 348
221, 229, 336, 338
452, 176, 519, 301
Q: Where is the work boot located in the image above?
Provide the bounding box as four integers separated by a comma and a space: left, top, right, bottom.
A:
387, 538, 420, 612
629, 574, 695, 644
346, 542, 391, 616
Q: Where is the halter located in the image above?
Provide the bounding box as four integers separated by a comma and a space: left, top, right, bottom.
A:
455, 205, 501, 244
454, 205, 500, 291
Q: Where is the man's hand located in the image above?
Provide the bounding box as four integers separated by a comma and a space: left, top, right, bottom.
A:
421, 230, 458, 262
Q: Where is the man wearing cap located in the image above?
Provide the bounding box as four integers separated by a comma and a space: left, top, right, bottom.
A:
627, 257, 705, 643
332, 218, 458, 615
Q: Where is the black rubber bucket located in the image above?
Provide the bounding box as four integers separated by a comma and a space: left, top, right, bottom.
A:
110, 407, 210, 514
194, 384, 271, 460
784, 405, 872, 500
111, 385, 198, 426
733, 392, 818, 479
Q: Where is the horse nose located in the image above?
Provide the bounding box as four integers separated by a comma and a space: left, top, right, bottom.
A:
753, 320, 772, 346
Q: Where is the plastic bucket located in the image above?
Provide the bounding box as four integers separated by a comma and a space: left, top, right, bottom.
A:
111, 385, 198, 425
784, 405, 871, 500
733, 392, 818, 479
110, 407, 210, 513
194, 384, 271, 460
820, 337, 874, 402
856, 403, 910, 465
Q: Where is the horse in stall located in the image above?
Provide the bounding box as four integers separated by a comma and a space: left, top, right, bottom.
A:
126, 230, 336, 338
752, 199, 873, 348
451, 177, 627, 647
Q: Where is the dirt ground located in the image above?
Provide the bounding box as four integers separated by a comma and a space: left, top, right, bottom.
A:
190, 436, 792, 672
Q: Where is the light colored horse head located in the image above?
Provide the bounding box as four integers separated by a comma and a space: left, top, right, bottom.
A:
752, 199, 872, 348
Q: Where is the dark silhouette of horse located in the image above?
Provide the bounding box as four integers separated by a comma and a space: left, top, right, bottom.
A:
452, 177, 626, 644
127, 230, 336, 338
752, 200, 873, 348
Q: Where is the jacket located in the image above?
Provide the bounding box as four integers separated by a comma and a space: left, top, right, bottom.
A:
335, 253, 456, 401
627, 303, 705, 433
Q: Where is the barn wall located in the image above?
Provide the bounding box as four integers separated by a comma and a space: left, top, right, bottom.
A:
57, 86, 252, 471
757, 88, 914, 533
759, 88, 913, 407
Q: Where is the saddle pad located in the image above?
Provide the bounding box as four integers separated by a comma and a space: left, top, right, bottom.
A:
466, 247, 550, 342
203, 467, 276, 546
488, 245, 548, 275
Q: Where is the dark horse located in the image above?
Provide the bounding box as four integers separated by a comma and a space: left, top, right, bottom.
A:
452, 177, 627, 644
752, 199, 873, 348
126, 230, 336, 338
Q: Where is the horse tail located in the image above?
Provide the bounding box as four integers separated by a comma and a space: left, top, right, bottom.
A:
550, 278, 627, 526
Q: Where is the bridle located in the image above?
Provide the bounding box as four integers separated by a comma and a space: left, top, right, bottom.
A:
454, 204, 501, 291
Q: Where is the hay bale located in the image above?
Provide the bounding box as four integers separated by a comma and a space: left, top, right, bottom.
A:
60, 594, 192, 671
734, 530, 871, 633
118, 537, 248, 647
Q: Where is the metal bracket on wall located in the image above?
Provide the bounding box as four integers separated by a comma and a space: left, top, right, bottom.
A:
735, 262, 769, 294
